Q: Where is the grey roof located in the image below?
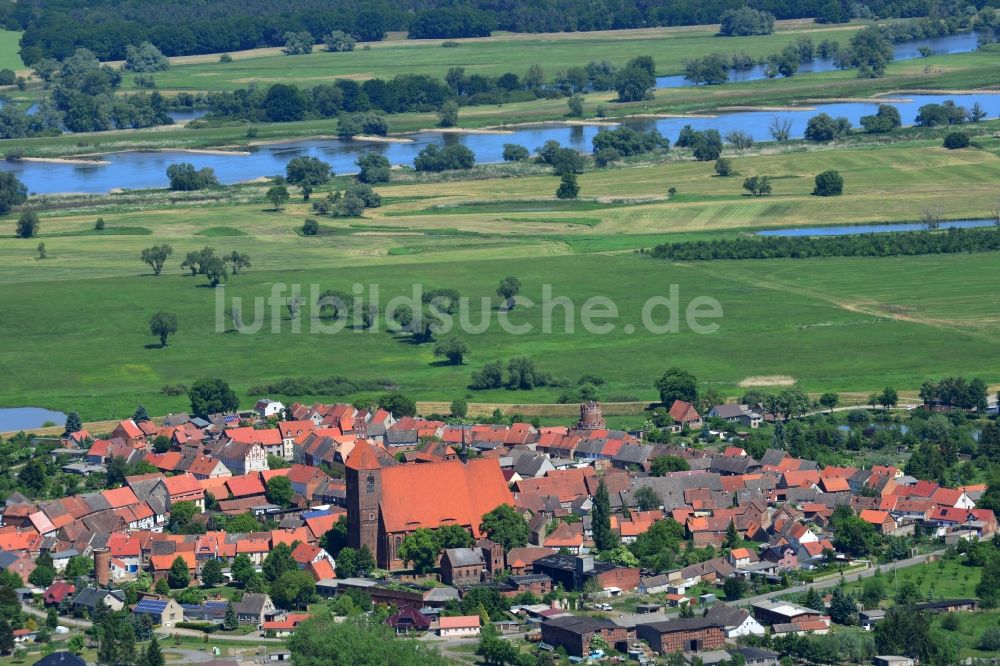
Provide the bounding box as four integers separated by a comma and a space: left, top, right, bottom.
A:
162, 413, 191, 427
636, 617, 724, 633
443, 548, 485, 568
234, 593, 271, 615
706, 605, 751, 627
710, 456, 758, 475
423, 586, 460, 603
733, 647, 779, 661
542, 614, 619, 633
0, 552, 20, 569
32, 652, 88, 666
73, 588, 124, 608
511, 451, 552, 478
630, 472, 723, 507
760, 449, 786, 466
613, 445, 654, 465
711, 404, 751, 419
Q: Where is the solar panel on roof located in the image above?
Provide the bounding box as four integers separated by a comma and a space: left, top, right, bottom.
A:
180, 604, 202, 610
205, 601, 229, 609
134, 600, 167, 613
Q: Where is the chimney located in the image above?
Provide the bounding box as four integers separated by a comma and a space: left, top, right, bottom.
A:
94, 548, 111, 588
576, 556, 594, 574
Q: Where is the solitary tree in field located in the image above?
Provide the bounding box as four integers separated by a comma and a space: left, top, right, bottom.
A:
742, 174, 772, 196
813, 170, 844, 196
266, 185, 290, 210
768, 116, 792, 142
496, 276, 521, 310
15, 211, 39, 238
0, 172, 27, 214
225, 251, 251, 275
556, 173, 580, 199
285, 156, 332, 200
433, 337, 470, 365
149, 311, 178, 347
36, 241, 45, 259
140, 244, 173, 275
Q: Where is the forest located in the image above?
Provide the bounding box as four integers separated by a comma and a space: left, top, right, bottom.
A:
7, 0, 989, 63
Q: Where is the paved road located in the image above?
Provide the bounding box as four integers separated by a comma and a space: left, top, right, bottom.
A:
21, 601, 283, 643
599, 549, 943, 628
731, 550, 940, 609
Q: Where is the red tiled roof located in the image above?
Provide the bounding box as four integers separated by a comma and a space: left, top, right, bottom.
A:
225, 427, 282, 446
225, 475, 265, 498
118, 419, 144, 439
150, 552, 196, 571
379, 459, 512, 537
163, 474, 203, 497
439, 616, 480, 630
102, 486, 140, 509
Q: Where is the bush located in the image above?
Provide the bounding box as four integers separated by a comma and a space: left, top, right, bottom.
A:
167, 163, 219, 190
414, 144, 475, 171
502, 144, 530, 162
556, 173, 579, 199
812, 170, 844, 196
442, 41, 460, 48
302, 219, 319, 236
942, 132, 970, 149
219, 53, 233, 63
95, 217, 105, 231
357, 154, 391, 183
719, 7, 775, 36
742, 175, 772, 196
325, 30, 356, 53
714, 158, 734, 176
804, 113, 852, 141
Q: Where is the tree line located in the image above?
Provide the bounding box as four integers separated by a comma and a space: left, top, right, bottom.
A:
648, 227, 1000, 261
10, 0, 979, 63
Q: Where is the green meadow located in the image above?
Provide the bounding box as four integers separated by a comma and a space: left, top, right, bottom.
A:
120, 21, 865, 93
3, 131, 1000, 419
0, 30, 22, 71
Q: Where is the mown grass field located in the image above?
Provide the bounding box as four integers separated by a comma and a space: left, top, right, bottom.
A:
0, 30, 22, 71
117, 21, 865, 93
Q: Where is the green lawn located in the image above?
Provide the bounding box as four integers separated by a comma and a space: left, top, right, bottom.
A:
0, 30, 22, 71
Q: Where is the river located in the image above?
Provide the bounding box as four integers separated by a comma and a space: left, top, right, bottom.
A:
655, 30, 982, 88
1, 91, 996, 195
0, 31, 994, 195
758, 219, 998, 237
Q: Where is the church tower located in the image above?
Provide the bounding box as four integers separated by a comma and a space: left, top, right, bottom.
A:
345, 439, 382, 565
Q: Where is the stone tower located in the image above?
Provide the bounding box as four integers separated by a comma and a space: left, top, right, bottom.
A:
345, 439, 382, 565
577, 400, 606, 430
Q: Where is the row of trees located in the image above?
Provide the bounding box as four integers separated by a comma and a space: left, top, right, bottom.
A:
649, 227, 1000, 261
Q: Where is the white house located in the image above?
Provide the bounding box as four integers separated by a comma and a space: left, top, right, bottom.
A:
707, 606, 766, 638
438, 615, 481, 638
255, 399, 285, 420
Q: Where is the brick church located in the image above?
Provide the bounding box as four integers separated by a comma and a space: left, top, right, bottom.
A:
345, 439, 514, 570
